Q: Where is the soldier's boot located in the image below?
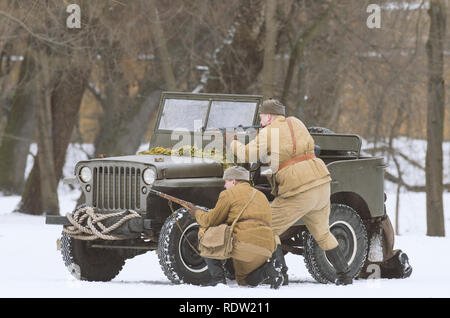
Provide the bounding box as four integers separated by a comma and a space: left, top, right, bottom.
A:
397, 252, 412, 278
274, 245, 289, 286
380, 251, 412, 279
325, 246, 353, 286
245, 255, 284, 289
204, 258, 227, 286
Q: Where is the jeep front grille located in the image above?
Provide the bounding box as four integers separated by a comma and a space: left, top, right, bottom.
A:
92, 166, 141, 211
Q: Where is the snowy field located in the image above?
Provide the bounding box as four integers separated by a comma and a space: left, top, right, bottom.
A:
1, 191, 449, 298
1, 140, 449, 298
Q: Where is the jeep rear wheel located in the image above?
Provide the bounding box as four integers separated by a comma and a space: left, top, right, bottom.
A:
303, 204, 368, 283
157, 208, 210, 285
61, 231, 125, 281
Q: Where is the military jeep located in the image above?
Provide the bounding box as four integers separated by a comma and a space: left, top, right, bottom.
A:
46, 91, 388, 285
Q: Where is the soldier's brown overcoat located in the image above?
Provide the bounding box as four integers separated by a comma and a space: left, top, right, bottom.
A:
194, 182, 276, 285
230, 115, 331, 197
194, 182, 275, 253
230, 115, 339, 251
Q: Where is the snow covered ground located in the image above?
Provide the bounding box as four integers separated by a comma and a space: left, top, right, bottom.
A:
0, 193, 449, 298
0, 140, 449, 298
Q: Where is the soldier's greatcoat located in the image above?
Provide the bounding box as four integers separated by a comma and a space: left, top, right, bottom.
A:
230, 115, 339, 251
194, 182, 276, 285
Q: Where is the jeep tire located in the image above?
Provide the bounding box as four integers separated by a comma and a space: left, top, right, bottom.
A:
60, 231, 126, 281
303, 204, 368, 283
158, 208, 211, 285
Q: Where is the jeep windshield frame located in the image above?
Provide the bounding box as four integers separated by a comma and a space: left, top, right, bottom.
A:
149, 92, 263, 150
154, 92, 263, 133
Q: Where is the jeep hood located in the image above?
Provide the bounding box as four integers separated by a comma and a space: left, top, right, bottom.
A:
78, 154, 224, 179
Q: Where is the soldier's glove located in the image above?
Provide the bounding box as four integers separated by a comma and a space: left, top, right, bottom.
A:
184, 203, 197, 217
187, 209, 196, 217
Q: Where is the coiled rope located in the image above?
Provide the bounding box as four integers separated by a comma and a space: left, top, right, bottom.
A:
63, 206, 141, 241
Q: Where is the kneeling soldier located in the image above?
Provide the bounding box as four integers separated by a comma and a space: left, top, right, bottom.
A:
187, 166, 283, 288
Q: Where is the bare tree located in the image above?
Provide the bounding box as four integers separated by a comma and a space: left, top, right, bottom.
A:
149, 1, 176, 91
0, 46, 36, 195
426, 0, 446, 237
36, 49, 59, 215
203, 0, 266, 94
262, 0, 278, 98
12, 1, 95, 215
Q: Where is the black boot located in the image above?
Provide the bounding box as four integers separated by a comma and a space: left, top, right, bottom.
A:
204, 258, 227, 286
325, 246, 353, 286
245, 255, 284, 289
380, 251, 412, 279
274, 245, 289, 286
397, 252, 412, 278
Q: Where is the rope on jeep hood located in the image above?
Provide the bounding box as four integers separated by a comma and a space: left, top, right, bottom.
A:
63, 206, 141, 240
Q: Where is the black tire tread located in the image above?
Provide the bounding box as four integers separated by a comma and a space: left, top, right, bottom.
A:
307, 126, 335, 134
60, 205, 125, 282
157, 208, 210, 285
303, 204, 368, 284
61, 231, 125, 281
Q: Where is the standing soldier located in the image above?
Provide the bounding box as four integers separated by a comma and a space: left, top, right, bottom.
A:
187, 166, 284, 288
229, 99, 353, 286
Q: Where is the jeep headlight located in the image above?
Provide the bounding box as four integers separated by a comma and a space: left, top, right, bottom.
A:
79, 166, 92, 183
143, 168, 156, 185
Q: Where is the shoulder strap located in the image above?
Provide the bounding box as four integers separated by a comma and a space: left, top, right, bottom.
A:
230, 189, 257, 230
286, 118, 297, 156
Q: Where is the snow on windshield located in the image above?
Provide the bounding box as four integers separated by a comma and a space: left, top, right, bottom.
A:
206, 101, 257, 129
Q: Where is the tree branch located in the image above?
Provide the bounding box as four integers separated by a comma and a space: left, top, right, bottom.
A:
86, 83, 107, 112
0, 10, 72, 47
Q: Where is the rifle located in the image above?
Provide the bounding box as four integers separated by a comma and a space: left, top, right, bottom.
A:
148, 188, 208, 212
216, 125, 261, 134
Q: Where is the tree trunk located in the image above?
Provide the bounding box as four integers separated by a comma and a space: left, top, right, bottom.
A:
149, 2, 176, 91
281, 4, 332, 110
262, 0, 277, 98
111, 89, 162, 155
17, 66, 89, 215
93, 68, 161, 157
36, 52, 59, 215
0, 50, 36, 195
425, 0, 446, 237
203, 0, 266, 94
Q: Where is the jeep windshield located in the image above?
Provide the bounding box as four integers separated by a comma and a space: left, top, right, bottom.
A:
157, 96, 259, 132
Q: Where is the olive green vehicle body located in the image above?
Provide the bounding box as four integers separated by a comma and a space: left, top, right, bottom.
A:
46, 91, 387, 243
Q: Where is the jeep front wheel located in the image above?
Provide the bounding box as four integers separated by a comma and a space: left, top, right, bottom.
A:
157, 208, 211, 285
60, 231, 126, 281
303, 203, 368, 283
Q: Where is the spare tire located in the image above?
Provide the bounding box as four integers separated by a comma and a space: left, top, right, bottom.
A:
308, 126, 335, 134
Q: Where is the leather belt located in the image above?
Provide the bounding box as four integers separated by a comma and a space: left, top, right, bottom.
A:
278, 153, 315, 172
239, 218, 270, 228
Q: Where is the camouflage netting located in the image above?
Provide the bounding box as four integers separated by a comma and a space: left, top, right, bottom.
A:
138, 146, 237, 170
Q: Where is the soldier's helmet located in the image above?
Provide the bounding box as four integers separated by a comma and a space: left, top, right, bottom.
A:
222, 166, 250, 181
